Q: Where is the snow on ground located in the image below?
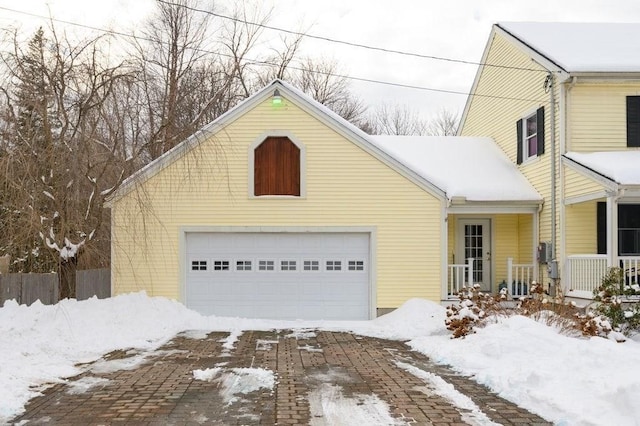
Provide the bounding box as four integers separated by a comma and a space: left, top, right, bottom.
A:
396, 361, 499, 426
193, 367, 276, 405
2, 292, 640, 425
308, 383, 406, 426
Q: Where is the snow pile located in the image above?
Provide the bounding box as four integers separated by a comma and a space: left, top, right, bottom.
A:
409, 315, 640, 425
193, 367, 276, 405
0, 293, 205, 421
2, 292, 640, 425
565, 151, 640, 185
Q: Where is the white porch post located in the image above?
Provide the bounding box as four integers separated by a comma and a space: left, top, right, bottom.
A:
507, 257, 513, 290
606, 196, 618, 267
467, 258, 474, 286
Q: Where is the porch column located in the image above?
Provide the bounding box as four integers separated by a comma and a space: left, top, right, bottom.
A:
606, 195, 618, 267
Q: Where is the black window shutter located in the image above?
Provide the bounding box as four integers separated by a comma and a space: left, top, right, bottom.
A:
597, 202, 606, 254
516, 119, 523, 164
536, 107, 545, 155
626, 96, 640, 147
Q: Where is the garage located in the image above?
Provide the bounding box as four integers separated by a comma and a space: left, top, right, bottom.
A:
185, 232, 371, 320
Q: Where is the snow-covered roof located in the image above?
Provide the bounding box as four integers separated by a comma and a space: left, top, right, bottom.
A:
498, 22, 640, 73
564, 151, 640, 185
369, 136, 542, 202
108, 79, 541, 206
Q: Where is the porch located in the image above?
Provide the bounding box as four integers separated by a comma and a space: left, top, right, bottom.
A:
445, 213, 538, 299
565, 255, 640, 298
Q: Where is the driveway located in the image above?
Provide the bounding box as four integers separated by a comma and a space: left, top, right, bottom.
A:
11, 330, 550, 425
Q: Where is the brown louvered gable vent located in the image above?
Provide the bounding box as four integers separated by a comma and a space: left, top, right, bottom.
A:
627, 96, 640, 147
254, 137, 300, 196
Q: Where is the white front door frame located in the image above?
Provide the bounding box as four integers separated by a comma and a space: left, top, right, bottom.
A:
456, 218, 493, 292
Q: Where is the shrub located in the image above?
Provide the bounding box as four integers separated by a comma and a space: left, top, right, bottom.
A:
591, 267, 640, 338
445, 284, 508, 338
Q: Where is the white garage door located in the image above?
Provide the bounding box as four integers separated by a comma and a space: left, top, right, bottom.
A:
185, 232, 371, 320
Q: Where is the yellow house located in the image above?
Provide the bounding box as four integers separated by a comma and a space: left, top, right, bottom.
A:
106, 80, 541, 319
459, 22, 640, 300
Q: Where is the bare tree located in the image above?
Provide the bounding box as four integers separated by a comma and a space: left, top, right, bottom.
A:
426, 108, 459, 136
134, 0, 234, 160
0, 26, 133, 298
292, 57, 367, 128
366, 104, 429, 135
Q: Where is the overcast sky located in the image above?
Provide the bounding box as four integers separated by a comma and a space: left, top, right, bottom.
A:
2, 0, 640, 121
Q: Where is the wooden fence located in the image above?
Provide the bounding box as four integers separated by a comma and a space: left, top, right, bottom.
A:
0, 268, 110, 306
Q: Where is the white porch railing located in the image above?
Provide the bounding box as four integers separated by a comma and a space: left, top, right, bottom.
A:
447, 258, 534, 298
447, 258, 473, 297
619, 257, 640, 287
507, 258, 534, 297
566, 254, 608, 295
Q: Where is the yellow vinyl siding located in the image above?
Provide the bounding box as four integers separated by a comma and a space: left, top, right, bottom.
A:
564, 165, 606, 199
111, 97, 443, 308
565, 202, 597, 256
568, 83, 640, 152
460, 31, 558, 286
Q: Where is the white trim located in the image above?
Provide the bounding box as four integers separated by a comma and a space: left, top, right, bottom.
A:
247, 131, 307, 199
440, 200, 449, 300
564, 191, 608, 205
520, 108, 540, 163
179, 225, 377, 320
561, 156, 618, 191
447, 204, 540, 215
455, 218, 493, 291
494, 25, 569, 78
606, 197, 618, 266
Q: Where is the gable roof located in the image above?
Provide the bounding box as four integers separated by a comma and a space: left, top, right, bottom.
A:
106, 79, 446, 206
564, 151, 640, 186
370, 136, 542, 202
498, 22, 640, 73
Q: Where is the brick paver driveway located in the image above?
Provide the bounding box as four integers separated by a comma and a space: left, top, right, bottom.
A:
11, 330, 550, 425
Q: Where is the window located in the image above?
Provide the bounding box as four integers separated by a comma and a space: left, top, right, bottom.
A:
516, 107, 545, 164
596, 203, 640, 255
258, 260, 275, 271
281, 260, 297, 271
213, 260, 230, 271
326, 260, 342, 271
627, 96, 640, 147
236, 260, 252, 271
254, 137, 300, 196
619, 204, 640, 255
191, 260, 208, 271
348, 260, 364, 271
303, 260, 320, 271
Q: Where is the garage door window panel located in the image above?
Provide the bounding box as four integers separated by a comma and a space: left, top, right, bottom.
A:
303, 260, 320, 271
191, 260, 208, 271
258, 260, 275, 271
254, 137, 300, 196
348, 260, 365, 271
213, 260, 230, 271
326, 260, 342, 271
281, 260, 297, 271
236, 260, 252, 271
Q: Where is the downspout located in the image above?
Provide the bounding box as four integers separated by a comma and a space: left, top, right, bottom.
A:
548, 72, 558, 292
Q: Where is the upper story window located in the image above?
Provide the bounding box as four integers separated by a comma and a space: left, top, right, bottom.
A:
626, 96, 640, 147
253, 136, 301, 196
516, 107, 545, 164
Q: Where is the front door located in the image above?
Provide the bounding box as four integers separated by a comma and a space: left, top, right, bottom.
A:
457, 219, 492, 292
